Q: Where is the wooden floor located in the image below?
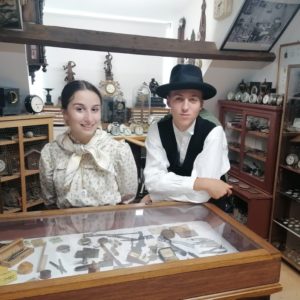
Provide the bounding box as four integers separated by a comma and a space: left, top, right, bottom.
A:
271, 262, 299, 300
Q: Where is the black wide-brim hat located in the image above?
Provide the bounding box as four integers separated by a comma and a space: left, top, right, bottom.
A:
156, 64, 217, 100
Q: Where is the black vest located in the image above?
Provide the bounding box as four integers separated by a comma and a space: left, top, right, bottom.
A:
158, 116, 215, 176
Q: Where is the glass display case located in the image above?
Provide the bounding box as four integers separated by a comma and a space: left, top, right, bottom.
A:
219, 100, 282, 194
271, 64, 300, 272
0, 203, 281, 299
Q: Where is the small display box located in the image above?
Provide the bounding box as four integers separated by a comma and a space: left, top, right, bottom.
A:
0, 202, 281, 299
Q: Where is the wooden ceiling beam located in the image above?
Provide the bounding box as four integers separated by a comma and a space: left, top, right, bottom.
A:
0, 23, 275, 62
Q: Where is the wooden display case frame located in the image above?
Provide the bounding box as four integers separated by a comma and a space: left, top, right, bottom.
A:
270, 64, 300, 272
0, 114, 53, 213
219, 100, 282, 194
0, 202, 281, 300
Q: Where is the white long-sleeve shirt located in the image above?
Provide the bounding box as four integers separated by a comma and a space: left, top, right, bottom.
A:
144, 121, 230, 203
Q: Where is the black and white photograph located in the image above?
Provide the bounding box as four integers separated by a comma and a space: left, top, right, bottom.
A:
221, 0, 300, 51
0, 0, 22, 30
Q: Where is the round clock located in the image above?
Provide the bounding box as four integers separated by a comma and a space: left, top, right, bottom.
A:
262, 94, 270, 105
257, 95, 263, 104
111, 123, 121, 136
286, 153, 299, 166
241, 92, 250, 103
124, 127, 132, 136
105, 83, 116, 95
249, 94, 258, 104
234, 91, 242, 101
276, 95, 284, 106
25, 95, 44, 113
134, 125, 144, 135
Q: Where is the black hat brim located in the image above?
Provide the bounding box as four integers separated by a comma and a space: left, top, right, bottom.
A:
156, 82, 217, 100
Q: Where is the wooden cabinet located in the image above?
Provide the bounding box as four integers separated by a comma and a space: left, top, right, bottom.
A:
219, 100, 282, 194
219, 100, 282, 238
0, 202, 281, 299
0, 114, 53, 213
271, 64, 300, 272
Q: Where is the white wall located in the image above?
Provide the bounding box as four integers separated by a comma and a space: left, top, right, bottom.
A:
0, 43, 29, 111
30, 12, 170, 107
1, 0, 300, 114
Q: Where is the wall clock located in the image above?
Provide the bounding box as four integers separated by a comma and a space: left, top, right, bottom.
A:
214, 0, 233, 20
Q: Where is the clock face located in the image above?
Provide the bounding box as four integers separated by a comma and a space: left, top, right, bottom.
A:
249, 94, 258, 104
105, 83, 116, 94
241, 92, 250, 103
262, 94, 270, 105
25, 95, 44, 113
234, 91, 242, 101
134, 125, 144, 135
286, 154, 299, 166
31, 96, 44, 113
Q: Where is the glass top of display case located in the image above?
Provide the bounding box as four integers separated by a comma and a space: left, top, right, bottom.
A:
0, 203, 281, 300
0, 203, 259, 286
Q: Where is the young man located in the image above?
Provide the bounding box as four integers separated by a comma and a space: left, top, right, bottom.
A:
143, 64, 232, 203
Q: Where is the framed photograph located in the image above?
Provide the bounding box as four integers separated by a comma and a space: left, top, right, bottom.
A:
221, 0, 300, 52
276, 42, 300, 94
0, 0, 23, 30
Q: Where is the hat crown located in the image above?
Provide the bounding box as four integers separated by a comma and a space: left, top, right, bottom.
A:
170, 64, 204, 85
156, 63, 216, 100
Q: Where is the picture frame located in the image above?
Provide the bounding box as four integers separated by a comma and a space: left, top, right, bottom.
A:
221, 0, 300, 52
276, 41, 300, 95
0, 0, 23, 30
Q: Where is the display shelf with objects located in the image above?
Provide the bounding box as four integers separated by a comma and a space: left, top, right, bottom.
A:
0, 202, 281, 299
270, 64, 300, 272
0, 115, 53, 214
219, 101, 282, 238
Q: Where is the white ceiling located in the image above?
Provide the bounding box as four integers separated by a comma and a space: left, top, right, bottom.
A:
44, 0, 191, 22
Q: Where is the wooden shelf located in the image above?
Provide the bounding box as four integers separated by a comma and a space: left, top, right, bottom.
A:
228, 145, 241, 152
246, 130, 269, 138
3, 207, 22, 214
23, 135, 48, 143
0, 115, 53, 214
273, 219, 300, 239
226, 124, 242, 132
278, 191, 300, 203
281, 252, 300, 272
244, 152, 266, 162
25, 169, 39, 176
0, 139, 18, 146
26, 199, 44, 208
0, 173, 20, 182
280, 164, 300, 175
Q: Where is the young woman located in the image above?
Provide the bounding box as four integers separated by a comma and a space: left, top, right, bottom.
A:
39, 80, 138, 208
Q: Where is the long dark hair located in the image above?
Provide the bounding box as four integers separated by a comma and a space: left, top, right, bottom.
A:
61, 80, 102, 109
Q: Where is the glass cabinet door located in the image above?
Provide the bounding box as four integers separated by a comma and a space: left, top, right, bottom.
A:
223, 110, 243, 172
271, 65, 300, 271
242, 115, 270, 183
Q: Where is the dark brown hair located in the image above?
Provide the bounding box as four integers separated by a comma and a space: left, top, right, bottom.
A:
61, 80, 102, 109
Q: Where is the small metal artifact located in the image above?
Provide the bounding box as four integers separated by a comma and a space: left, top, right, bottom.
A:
40, 269, 51, 279
56, 244, 70, 253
